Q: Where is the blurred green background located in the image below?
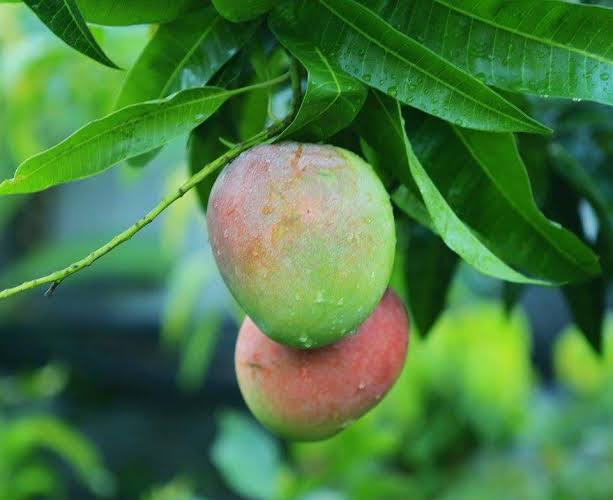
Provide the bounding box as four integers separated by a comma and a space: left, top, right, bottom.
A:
0, 4, 612, 499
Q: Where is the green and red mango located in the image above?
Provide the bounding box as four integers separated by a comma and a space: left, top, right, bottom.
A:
207, 143, 395, 348
235, 289, 409, 441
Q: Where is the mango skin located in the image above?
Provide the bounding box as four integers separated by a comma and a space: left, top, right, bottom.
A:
235, 289, 409, 441
207, 142, 395, 348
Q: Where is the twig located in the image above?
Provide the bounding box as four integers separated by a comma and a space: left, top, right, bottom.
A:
0, 63, 301, 300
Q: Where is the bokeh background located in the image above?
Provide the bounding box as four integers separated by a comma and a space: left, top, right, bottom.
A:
1, 4, 612, 499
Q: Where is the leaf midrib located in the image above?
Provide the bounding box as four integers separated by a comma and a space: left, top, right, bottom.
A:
435, 0, 613, 66
4, 90, 228, 187
317, 0, 542, 131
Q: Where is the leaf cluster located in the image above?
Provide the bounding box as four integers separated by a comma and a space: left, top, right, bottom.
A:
0, 0, 611, 349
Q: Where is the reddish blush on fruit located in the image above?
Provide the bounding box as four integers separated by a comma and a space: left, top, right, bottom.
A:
235, 289, 409, 441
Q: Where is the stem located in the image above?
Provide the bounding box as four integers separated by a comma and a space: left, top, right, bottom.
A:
0, 63, 301, 300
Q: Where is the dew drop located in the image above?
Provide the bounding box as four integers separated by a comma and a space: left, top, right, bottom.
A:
358, 381, 366, 390
600, 72, 610, 81
387, 85, 398, 97
337, 297, 344, 305
363, 73, 372, 81
315, 291, 325, 304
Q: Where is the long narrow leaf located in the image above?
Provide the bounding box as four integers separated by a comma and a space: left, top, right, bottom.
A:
0, 87, 237, 194
24, 0, 118, 68
77, 0, 201, 26
117, 7, 257, 108
367, 0, 613, 105
447, 125, 601, 282
270, 7, 367, 141
359, 91, 541, 283
274, 0, 550, 134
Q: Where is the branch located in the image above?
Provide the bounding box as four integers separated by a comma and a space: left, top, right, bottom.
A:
0, 65, 301, 300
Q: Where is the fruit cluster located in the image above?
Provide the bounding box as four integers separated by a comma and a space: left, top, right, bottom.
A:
207, 142, 409, 441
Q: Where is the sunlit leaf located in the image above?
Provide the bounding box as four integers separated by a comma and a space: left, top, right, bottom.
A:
274, 0, 550, 134
23, 0, 118, 68
0, 87, 235, 194
367, 0, 613, 105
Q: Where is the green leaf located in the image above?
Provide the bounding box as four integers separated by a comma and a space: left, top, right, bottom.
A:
117, 7, 257, 108
211, 411, 280, 499
543, 172, 607, 353
441, 124, 601, 283
23, 0, 118, 68
356, 91, 539, 283
564, 278, 606, 353
0, 87, 234, 195
405, 223, 458, 336
187, 114, 233, 212
211, 0, 278, 22
270, 8, 367, 141
76, 0, 202, 26
275, 0, 550, 134
367, 0, 613, 105
502, 282, 524, 315
549, 143, 613, 276
116, 6, 256, 167
391, 185, 433, 231
354, 91, 431, 226
353, 90, 420, 192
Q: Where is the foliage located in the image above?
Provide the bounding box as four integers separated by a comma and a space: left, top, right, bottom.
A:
0, 1, 612, 495
0, 0, 610, 350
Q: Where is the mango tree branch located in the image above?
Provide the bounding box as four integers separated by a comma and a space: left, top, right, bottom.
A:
0, 62, 301, 300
